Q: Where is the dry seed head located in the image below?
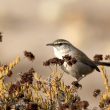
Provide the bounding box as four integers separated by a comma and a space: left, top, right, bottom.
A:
93, 89, 101, 97
24, 51, 35, 61
94, 54, 103, 61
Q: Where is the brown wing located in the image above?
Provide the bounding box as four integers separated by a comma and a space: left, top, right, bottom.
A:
74, 49, 100, 72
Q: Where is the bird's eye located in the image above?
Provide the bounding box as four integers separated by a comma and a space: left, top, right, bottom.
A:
58, 43, 63, 46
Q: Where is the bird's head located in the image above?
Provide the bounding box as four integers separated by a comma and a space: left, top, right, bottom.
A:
46, 39, 73, 58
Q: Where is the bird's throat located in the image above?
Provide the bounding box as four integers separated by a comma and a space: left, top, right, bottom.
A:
53, 47, 71, 59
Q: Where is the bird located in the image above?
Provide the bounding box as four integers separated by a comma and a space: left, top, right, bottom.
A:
46, 39, 110, 81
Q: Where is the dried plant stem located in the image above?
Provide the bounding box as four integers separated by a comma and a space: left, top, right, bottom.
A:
48, 75, 53, 110
100, 66, 109, 92
49, 85, 53, 110
49, 66, 53, 72
56, 64, 58, 73
0, 56, 20, 79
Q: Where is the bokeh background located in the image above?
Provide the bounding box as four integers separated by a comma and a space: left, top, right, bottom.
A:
0, 0, 110, 108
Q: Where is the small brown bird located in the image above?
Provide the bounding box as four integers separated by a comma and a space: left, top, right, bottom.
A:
47, 39, 110, 81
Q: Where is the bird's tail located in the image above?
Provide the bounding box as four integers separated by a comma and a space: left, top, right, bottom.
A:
94, 61, 110, 66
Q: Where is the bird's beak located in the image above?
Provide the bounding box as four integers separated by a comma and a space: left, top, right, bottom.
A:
46, 43, 54, 46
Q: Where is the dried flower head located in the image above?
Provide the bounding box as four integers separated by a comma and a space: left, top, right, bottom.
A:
71, 81, 82, 88
63, 54, 72, 61
8, 81, 21, 95
93, 54, 103, 62
3, 65, 8, 70
70, 100, 89, 110
24, 51, 35, 61
105, 55, 110, 60
49, 57, 64, 66
73, 95, 81, 103
77, 101, 89, 109
28, 68, 35, 73
93, 89, 101, 97
0, 32, 3, 42
7, 70, 13, 77
43, 57, 64, 66
60, 103, 69, 109
63, 55, 77, 66
43, 60, 50, 66
20, 68, 35, 84
67, 58, 77, 66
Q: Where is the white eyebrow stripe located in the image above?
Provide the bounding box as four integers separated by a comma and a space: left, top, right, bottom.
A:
54, 41, 69, 45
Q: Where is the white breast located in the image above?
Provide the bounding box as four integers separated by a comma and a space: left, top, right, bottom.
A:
53, 47, 93, 79
54, 47, 74, 58
53, 47, 64, 59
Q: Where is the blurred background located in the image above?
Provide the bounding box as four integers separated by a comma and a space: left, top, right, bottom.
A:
0, 0, 110, 108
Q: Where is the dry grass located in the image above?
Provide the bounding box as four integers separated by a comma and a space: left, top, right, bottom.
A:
0, 43, 110, 109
